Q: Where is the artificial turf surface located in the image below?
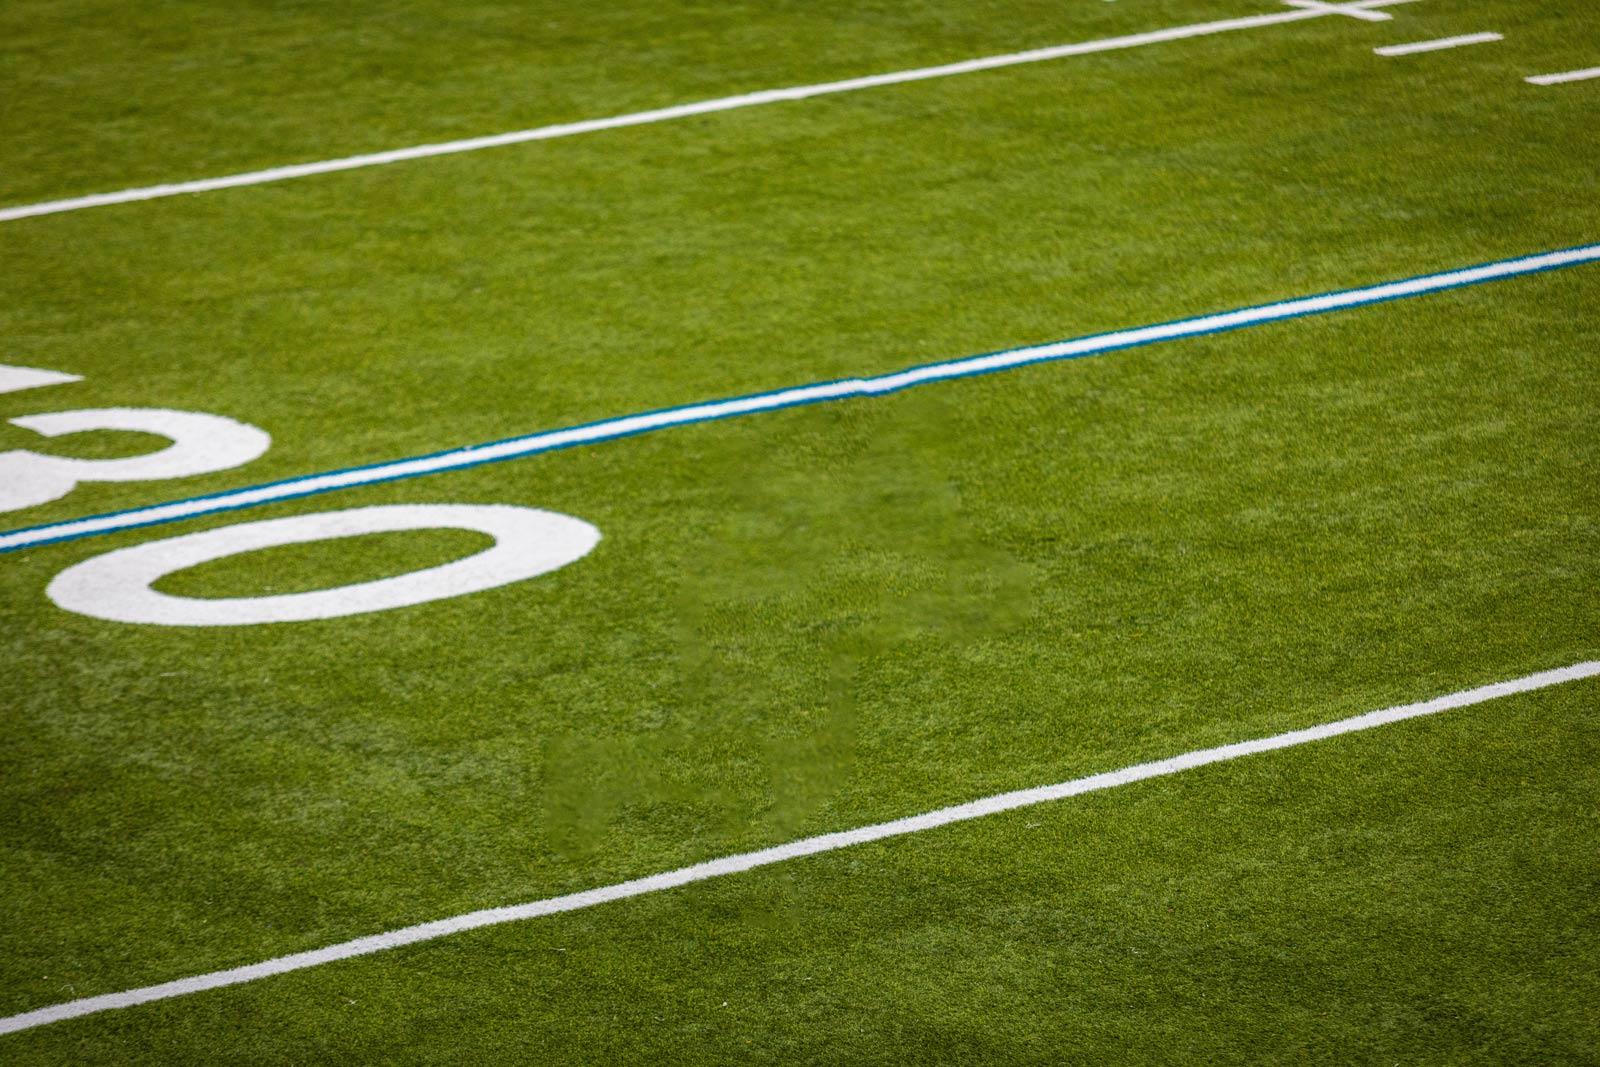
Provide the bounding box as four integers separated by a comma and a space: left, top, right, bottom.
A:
2, 0, 1597, 1061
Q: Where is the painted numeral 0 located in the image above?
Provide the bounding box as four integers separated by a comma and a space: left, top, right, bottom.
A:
3, 364, 600, 626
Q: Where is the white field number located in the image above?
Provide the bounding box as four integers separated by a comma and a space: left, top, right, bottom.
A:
3, 363, 601, 625
46, 504, 601, 625
0, 408, 271, 512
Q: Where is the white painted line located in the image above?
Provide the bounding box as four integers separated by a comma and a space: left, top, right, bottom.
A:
1282, 0, 1396, 23
0, 0, 1418, 225
1, 658, 1594, 1036
3, 240, 1595, 556
0, 364, 82, 396
1374, 32, 1502, 56
1525, 66, 1600, 86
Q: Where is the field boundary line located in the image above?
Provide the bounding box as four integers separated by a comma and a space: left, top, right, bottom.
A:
2, 659, 1595, 1036
0, 0, 1417, 224
2, 241, 1596, 554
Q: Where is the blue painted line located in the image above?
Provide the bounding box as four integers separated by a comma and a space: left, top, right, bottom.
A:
2, 241, 1596, 554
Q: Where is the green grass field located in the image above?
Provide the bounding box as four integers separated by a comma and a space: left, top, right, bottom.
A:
2, 0, 1598, 1061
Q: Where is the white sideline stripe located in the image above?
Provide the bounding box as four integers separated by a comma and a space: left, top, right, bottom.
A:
1374, 32, 1501, 56
1, 659, 1595, 1037
1526, 66, 1600, 86
0, 0, 1418, 224
2, 240, 1596, 555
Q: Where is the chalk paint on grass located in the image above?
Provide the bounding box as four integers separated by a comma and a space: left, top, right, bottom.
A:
1526, 67, 1600, 86
1374, 32, 1501, 56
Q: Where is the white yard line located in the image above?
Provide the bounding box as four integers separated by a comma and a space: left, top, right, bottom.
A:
1525, 66, 1600, 86
0, 1, 1417, 225
1, 658, 1594, 1036
1374, 32, 1501, 56
1281, 0, 1397, 23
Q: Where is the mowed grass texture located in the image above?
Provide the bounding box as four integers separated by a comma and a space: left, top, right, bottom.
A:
1, 0, 1598, 1062
8, 681, 1599, 1063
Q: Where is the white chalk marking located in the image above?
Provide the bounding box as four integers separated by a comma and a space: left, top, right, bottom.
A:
1374, 32, 1501, 56
1281, 0, 1395, 22
1525, 66, 1600, 86
0, 658, 1595, 1036
0, 408, 271, 514
46, 504, 600, 626
3, 240, 1595, 555
0, 365, 81, 396
0, 1, 1417, 224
